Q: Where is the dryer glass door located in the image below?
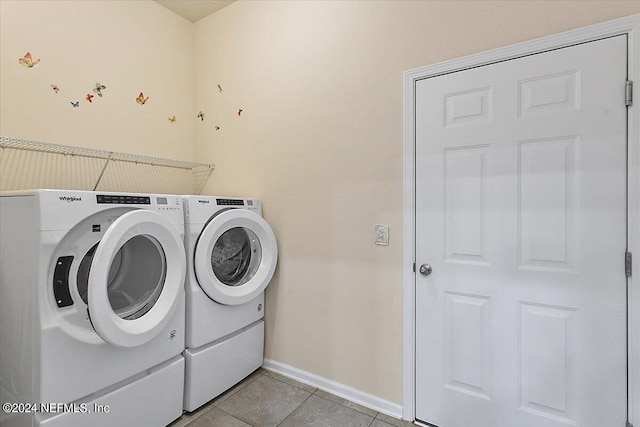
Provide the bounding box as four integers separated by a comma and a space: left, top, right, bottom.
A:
195, 209, 277, 305
87, 210, 186, 347
211, 227, 262, 287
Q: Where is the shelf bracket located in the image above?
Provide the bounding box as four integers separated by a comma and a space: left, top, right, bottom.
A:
93, 151, 114, 191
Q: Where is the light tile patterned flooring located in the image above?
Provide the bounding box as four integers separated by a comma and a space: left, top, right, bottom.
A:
170, 368, 415, 427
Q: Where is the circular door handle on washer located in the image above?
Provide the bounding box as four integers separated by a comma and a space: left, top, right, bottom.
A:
419, 264, 432, 276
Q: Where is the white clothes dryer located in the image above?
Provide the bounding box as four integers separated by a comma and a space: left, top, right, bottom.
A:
0, 190, 187, 427
182, 196, 277, 412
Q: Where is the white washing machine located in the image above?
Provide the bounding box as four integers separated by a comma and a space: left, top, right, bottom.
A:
182, 196, 278, 412
0, 190, 187, 427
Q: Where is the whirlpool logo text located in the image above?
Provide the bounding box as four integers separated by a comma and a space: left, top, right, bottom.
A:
59, 196, 82, 203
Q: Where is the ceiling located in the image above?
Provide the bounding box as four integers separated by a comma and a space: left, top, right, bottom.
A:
155, 0, 236, 23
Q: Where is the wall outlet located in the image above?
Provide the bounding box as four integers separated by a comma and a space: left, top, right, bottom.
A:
375, 224, 389, 246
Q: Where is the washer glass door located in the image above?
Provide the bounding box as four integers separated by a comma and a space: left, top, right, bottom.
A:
195, 209, 277, 306
77, 235, 166, 320
86, 210, 185, 347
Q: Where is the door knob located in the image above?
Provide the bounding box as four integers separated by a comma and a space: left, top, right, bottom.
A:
419, 264, 432, 276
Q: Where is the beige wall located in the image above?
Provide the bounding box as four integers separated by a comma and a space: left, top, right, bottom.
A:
2, 0, 639, 409
0, 0, 195, 161
194, 1, 640, 405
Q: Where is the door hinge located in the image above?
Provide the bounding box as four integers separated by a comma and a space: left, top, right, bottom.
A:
626, 80, 633, 107
626, 251, 633, 278
413, 262, 416, 273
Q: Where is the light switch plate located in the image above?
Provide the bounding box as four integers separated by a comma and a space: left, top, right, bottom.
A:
375, 224, 389, 246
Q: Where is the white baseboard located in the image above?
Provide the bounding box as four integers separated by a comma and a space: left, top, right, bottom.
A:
262, 358, 404, 420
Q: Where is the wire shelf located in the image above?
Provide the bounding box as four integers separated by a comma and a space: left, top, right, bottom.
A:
0, 136, 215, 194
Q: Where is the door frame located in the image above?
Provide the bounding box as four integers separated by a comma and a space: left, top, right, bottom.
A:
403, 14, 640, 422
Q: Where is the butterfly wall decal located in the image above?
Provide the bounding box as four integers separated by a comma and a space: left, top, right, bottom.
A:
86, 93, 94, 103
168, 115, 177, 123
197, 111, 205, 121
50, 84, 59, 93
18, 52, 40, 68
136, 93, 149, 105
217, 84, 222, 92
70, 101, 80, 108
93, 83, 106, 97
237, 108, 243, 116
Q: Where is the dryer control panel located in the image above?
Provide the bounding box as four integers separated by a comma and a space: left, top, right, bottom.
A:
215, 198, 260, 215
216, 199, 246, 206
184, 196, 262, 223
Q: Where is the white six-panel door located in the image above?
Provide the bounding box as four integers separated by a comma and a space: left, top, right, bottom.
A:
415, 35, 628, 427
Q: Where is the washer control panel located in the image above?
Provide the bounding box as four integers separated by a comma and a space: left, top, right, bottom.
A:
95, 194, 181, 211
97, 194, 150, 204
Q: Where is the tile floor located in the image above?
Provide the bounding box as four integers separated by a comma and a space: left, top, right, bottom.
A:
170, 368, 415, 427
